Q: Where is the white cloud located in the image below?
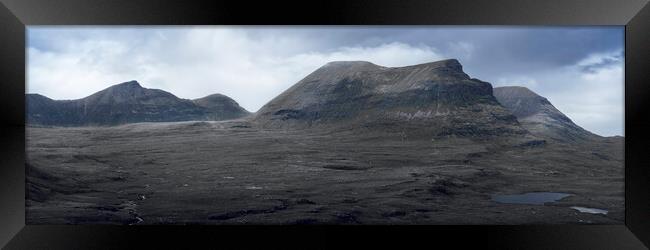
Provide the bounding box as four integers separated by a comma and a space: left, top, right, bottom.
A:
28, 28, 443, 112
576, 50, 623, 69
553, 51, 624, 136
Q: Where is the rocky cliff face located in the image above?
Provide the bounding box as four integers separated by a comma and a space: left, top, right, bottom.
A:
253, 59, 526, 137
26, 81, 249, 126
493, 86, 598, 142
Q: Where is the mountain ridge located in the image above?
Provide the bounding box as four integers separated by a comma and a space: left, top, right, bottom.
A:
26, 80, 250, 126
26, 60, 608, 143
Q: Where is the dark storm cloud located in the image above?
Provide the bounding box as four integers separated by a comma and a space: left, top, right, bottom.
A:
264, 27, 620, 60
365, 28, 619, 71
240, 26, 623, 83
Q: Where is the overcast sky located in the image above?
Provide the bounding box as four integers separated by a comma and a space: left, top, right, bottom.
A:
27, 26, 624, 136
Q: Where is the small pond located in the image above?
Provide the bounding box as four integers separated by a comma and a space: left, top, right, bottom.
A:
571, 206, 608, 215
491, 192, 572, 205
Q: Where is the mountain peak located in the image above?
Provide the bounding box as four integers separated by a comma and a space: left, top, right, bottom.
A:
197, 93, 229, 99
113, 80, 143, 89
319, 61, 385, 72
193, 93, 250, 115
321, 59, 463, 71
493, 86, 552, 118
407, 58, 462, 69
440, 58, 461, 65
84, 80, 155, 105
26, 93, 52, 100
325, 61, 377, 66
494, 86, 541, 99
493, 86, 596, 141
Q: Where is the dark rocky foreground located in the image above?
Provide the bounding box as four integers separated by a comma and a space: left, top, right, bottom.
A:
26, 119, 623, 225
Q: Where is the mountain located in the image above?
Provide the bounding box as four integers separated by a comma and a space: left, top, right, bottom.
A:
26, 81, 249, 126
252, 59, 527, 138
192, 94, 250, 120
493, 86, 598, 142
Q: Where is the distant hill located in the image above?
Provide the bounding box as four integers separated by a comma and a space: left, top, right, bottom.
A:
493, 86, 598, 142
253, 59, 527, 138
26, 81, 249, 126
192, 93, 250, 120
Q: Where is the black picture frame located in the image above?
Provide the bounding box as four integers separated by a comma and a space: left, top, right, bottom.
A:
1, 0, 649, 248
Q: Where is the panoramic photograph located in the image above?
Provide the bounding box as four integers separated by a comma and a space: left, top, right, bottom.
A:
25, 26, 624, 225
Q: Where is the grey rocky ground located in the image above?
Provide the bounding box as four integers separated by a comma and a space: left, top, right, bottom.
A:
26, 119, 623, 225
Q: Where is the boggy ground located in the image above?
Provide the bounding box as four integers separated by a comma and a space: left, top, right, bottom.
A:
26, 120, 624, 225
